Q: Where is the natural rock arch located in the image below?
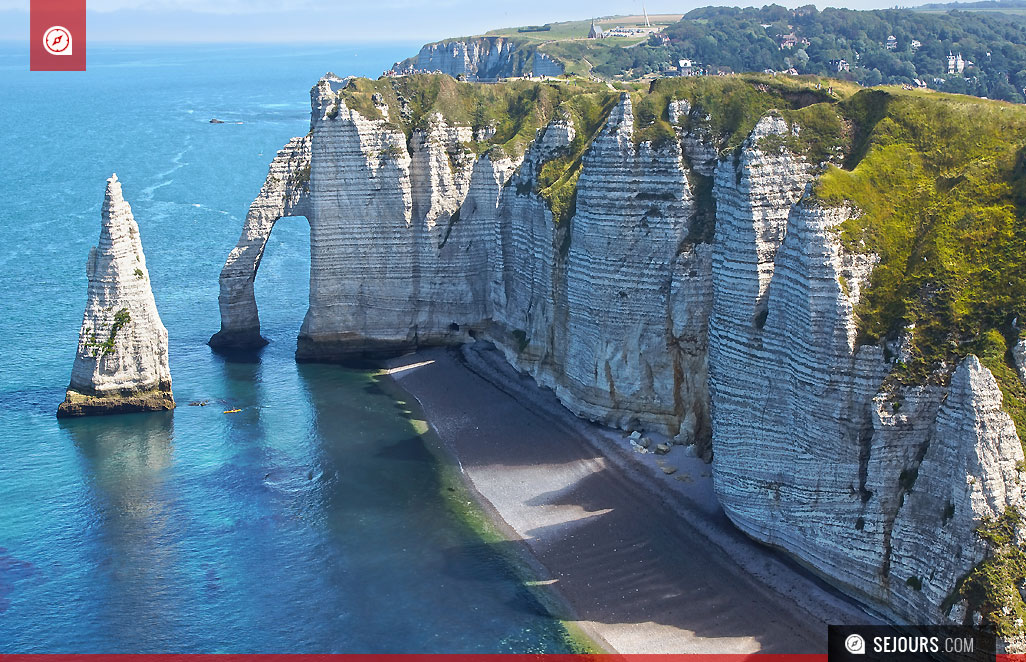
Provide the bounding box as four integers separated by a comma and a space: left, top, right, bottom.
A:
210, 135, 311, 349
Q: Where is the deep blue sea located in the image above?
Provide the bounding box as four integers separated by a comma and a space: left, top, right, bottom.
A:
0, 43, 574, 653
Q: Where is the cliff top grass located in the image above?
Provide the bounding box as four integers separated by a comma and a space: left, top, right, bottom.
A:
637, 73, 858, 156
337, 73, 860, 224
336, 74, 615, 159
337, 75, 619, 224
815, 88, 1026, 422
339, 72, 859, 152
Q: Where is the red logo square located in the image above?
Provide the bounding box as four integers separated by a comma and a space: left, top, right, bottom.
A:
31, 0, 86, 71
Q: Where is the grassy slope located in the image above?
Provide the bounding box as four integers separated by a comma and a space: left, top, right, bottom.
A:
815, 89, 1026, 438
485, 19, 595, 41
812, 89, 1026, 636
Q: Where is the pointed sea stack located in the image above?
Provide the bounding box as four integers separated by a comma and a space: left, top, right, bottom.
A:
57, 174, 175, 417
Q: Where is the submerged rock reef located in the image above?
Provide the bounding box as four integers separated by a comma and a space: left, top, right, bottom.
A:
59, 174, 174, 417
216, 73, 1026, 648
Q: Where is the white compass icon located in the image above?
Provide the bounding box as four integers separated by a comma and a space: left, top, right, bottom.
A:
43, 26, 73, 56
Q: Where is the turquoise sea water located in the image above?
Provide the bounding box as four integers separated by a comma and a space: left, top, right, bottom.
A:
0, 43, 574, 653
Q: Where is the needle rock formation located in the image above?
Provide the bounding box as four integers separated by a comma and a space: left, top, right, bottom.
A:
58, 174, 174, 417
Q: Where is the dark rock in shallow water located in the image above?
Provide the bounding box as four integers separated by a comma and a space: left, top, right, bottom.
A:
57, 384, 176, 417
208, 326, 268, 350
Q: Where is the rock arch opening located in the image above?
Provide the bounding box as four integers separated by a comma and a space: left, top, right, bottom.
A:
209, 135, 311, 350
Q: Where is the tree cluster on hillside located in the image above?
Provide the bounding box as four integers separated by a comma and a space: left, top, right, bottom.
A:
588, 5, 1026, 102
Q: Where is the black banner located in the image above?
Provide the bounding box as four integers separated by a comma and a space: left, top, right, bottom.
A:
829, 625, 997, 662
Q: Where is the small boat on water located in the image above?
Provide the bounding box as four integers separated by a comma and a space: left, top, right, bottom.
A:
223, 408, 242, 414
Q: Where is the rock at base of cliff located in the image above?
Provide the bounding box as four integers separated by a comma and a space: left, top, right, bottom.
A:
56, 384, 176, 418
208, 326, 269, 351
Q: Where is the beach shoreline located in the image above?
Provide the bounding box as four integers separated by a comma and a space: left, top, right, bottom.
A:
381, 341, 879, 655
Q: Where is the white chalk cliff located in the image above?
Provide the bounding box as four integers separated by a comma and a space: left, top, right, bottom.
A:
216, 74, 1026, 647
59, 174, 174, 417
391, 38, 564, 80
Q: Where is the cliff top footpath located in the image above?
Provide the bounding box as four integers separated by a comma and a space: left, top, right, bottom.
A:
58, 174, 174, 417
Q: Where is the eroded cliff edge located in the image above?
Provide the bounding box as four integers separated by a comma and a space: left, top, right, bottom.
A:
216, 73, 1026, 648
59, 174, 174, 417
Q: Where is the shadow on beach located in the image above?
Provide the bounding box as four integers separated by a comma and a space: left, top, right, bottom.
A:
384, 343, 870, 655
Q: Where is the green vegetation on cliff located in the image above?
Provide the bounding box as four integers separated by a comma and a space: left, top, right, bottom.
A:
647, 74, 853, 155
949, 507, 1026, 637
816, 89, 1026, 414
535, 93, 620, 223
980, 330, 1026, 441
85, 308, 131, 358
338, 74, 620, 223
339, 73, 858, 229
337, 74, 615, 160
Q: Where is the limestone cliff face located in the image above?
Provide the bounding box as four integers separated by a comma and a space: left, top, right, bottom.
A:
59, 175, 174, 417
531, 53, 565, 78
280, 85, 704, 437
391, 38, 564, 80
295, 75, 495, 359
706, 118, 1023, 631
491, 96, 698, 436
889, 356, 1025, 625
216, 75, 1025, 643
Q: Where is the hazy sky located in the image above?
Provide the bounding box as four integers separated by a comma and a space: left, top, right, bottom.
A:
0, 0, 927, 43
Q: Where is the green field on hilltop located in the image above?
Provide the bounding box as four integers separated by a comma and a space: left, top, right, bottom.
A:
485, 15, 682, 42
485, 19, 594, 41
